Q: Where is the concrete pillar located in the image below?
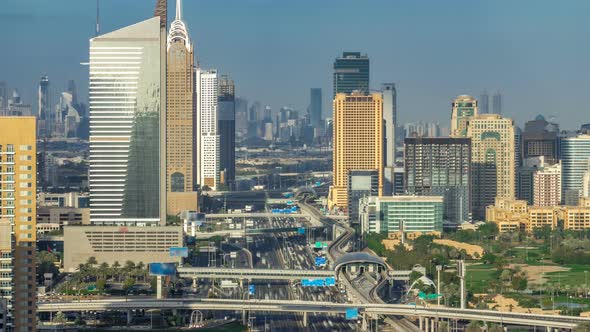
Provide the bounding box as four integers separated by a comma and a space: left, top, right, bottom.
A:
242, 310, 247, 325
156, 276, 163, 299
192, 277, 197, 289
303, 312, 308, 327
430, 319, 435, 332
239, 279, 243, 288
419, 317, 424, 331
425, 317, 429, 332
126, 310, 132, 325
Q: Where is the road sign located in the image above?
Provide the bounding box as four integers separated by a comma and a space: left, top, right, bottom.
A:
345, 308, 358, 320
149, 263, 176, 276
248, 285, 255, 295
298, 227, 305, 235
169, 247, 189, 257
302, 279, 325, 287
315, 257, 327, 266
325, 277, 336, 287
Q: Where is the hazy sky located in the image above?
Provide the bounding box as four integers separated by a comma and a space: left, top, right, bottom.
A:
1, 0, 589, 129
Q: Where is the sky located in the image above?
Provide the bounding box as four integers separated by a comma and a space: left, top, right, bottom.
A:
1, 0, 590, 130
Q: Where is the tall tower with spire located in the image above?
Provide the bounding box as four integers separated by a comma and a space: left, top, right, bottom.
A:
166, 0, 198, 214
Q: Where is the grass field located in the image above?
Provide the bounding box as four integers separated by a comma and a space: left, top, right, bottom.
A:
466, 264, 497, 293
545, 264, 590, 288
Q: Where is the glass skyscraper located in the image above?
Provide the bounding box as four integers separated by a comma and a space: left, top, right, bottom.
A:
88, 17, 163, 225
309, 88, 322, 129
405, 137, 471, 225
561, 135, 590, 205
333, 52, 369, 96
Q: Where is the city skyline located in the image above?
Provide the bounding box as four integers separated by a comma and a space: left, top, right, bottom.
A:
2, 0, 590, 129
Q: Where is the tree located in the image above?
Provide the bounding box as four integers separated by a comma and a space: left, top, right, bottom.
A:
123, 277, 136, 292
87, 256, 98, 265
511, 274, 528, 291
96, 278, 106, 293
53, 311, 67, 324
99, 262, 109, 279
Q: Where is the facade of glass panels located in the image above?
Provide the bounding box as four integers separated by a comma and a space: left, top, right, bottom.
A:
405, 137, 471, 224
333, 52, 369, 97
561, 135, 590, 205
88, 17, 162, 225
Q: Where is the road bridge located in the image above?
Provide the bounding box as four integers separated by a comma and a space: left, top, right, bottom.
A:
192, 226, 326, 239
204, 212, 306, 219
37, 298, 588, 330
177, 267, 334, 281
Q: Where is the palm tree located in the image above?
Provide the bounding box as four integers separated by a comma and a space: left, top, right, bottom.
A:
99, 262, 109, 280
87, 256, 98, 266
112, 261, 121, 282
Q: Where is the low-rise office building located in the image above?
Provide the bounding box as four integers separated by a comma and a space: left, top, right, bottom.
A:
486, 197, 590, 232
359, 195, 443, 238
63, 226, 183, 272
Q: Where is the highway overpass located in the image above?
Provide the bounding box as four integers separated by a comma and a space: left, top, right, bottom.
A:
177, 267, 334, 280
37, 298, 588, 330
204, 212, 306, 219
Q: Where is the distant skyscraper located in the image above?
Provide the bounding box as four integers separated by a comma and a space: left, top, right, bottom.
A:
7, 90, 32, 117
583, 169, 590, 198
382, 83, 397, 196
197, 69, 220, 190
560, 134, 590, 205
405, 137, 472, 224
0, 116, 37, 332
533, 162, 561, 207
218, 75, 236, 189
522, 115, 559, 165
88, 16, 164, 225
328, 92, 382, 209
0, 81, 7, 114
235, 97, 248, 138
309, 88, 322, 129
450, 95, 478, 137
166, 0, 198, 214
468, 114, 516, 219
479, 90, 489, 114
492, 91, 502, 115
38, 75, 51, 138
333, 52, 369, 96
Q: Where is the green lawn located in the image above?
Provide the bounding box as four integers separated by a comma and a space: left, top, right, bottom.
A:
545, 264, 590, 289
466, 264, 497, 293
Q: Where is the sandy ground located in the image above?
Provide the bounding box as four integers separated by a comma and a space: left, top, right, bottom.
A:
484, 294, 562, 315
509, 264, 570, 284
433, 239, 484, 257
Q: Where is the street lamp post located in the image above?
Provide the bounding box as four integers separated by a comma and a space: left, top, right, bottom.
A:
436, 265, 442, 306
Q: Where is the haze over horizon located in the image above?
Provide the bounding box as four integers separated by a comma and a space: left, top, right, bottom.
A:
1, 0, 589, 129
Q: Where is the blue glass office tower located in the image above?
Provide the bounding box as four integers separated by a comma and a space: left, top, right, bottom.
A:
333, 52, 369, 96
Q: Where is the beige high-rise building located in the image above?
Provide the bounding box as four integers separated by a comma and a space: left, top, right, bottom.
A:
451, 95, 478, 137
166, 0, 198, 215
0, 116, 37, 331
467, 114, 515, 218
533, 162, 561, 207
328, 92, 383, 209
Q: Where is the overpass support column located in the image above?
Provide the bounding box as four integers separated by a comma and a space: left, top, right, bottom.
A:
302, 311, 308, 327
156, 275, 163, 299
126, 309, 132, 325
242, 310, 247, 326
192, 277, 197, 289
239, 279, 243, 289
418, 317, 423, 331
430, 319, 435, 332
425, 317, 429, 332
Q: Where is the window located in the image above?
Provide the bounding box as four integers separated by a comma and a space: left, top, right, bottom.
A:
171, 172, 185, 192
